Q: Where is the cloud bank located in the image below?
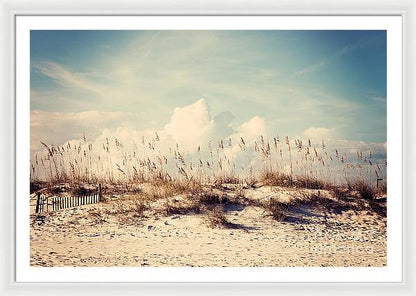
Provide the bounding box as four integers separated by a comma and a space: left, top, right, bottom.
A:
31, 99, 267, 155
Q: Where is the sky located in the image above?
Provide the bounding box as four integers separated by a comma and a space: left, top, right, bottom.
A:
30, 30, 387, 155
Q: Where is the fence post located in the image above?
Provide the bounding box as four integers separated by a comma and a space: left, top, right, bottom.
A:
99, 184, 102, 202
35, 192, 41, 214
376, 178, 383, 189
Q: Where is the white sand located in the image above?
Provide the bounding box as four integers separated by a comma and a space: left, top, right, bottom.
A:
30, 186, 386, 267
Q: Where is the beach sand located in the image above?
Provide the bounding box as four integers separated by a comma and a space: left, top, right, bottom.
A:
30, 185, 386, 267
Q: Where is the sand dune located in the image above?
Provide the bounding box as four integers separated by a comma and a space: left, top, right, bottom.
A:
30, 184, 386, 267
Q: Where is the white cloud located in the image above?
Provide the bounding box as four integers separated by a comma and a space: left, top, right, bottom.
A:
164, 99, 215, 149
302, 126, 335, 140
30, 110, 132, 153
235, 116, 267, 144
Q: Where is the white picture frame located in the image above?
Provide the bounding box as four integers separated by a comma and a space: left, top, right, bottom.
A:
1, 0, 415, 295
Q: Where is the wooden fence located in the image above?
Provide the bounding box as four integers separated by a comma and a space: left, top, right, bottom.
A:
35, 184, 103, 214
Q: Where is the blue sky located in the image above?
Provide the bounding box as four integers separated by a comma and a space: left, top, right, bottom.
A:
30, 30, 387, 150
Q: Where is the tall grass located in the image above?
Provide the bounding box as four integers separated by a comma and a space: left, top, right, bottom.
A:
30, 133, 386, 192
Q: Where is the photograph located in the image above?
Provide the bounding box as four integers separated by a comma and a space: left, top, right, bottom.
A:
29, 29, 388, 268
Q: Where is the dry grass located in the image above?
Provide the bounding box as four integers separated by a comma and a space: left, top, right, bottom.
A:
98, 194, 150, 225
155, 186, 230, 217
197, 190, 228, 205
31, 133, 386, 201
354, 180, 376, 201
259, 170, 292, 187
30, 181, 47, 194
377, 181, 387, 195
331, 186, 348, 201
159, 199, 202, 216
145, 179, 204, 200
265, 198, 288, 221
294, 175, 329, 190
87, 208, 108, 224
234, 184, 246, 198
205, 206, 230, 228
213, 175, 240, 186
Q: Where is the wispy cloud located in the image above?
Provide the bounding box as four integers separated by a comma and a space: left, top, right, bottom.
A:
32, 61, 106, 96
293, 61, 327, 77
292, 39, 367, 77
368, 96, 386, 103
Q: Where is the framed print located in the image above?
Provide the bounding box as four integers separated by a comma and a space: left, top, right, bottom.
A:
2, 0, 415, 294
15, 14, 402, 282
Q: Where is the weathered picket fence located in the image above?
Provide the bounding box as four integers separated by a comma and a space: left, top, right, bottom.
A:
35, 184, 103, 214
